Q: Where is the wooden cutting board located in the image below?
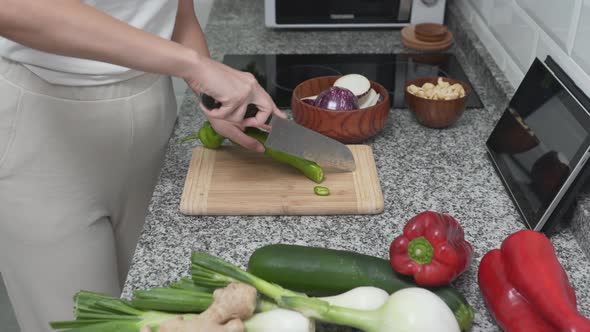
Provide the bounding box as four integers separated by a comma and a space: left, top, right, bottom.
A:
180, 145, 384, 215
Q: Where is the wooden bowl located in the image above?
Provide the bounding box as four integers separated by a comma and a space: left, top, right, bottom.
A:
404, 77, 470, 129
401, 25, 454, 52
291, 76, 390, 143
414, 23, 448, 43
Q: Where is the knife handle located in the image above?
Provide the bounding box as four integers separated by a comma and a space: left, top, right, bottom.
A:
201, 93, 272, 125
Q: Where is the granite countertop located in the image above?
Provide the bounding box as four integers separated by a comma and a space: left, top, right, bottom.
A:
122, 0, 590, 331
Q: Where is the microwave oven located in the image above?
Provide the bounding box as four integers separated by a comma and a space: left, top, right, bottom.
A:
265, 0, 447, 28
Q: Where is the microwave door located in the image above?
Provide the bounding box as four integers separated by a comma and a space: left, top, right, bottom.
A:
274, 0, 402, 25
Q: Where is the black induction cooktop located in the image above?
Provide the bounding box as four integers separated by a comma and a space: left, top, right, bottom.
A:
222, 53, 483, 109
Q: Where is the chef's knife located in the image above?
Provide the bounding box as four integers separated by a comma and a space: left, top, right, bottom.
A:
201, 94, 356, 172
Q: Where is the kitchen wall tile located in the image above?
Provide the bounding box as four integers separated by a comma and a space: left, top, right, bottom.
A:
573, 0, 590, 79
470, 8, 507, 71
488, 0, 538, 72
515, 0, 580, 52
468, 0, 493, 24
536, 33, 565, 65
453, 0, 590, 94
455, 0, 475, 22
549, 35, 590, 94
503, 51, 525, 88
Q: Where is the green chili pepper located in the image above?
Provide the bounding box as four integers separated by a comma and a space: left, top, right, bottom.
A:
244, 127, 324, 183
180, 122, 324, 183
177, 121, 224, 148
314, 186, 330, 196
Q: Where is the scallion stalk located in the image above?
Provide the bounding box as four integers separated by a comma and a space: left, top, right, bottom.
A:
169, 278, 214, 292
191, 251, 461, 332
52, 286, 312, 332
130, 283, 278, 314
50, 291, 197, 331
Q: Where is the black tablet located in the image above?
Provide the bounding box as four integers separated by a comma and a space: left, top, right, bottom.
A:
486, 58, 590, 231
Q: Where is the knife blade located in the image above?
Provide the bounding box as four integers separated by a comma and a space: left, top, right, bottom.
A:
265, 116, 356, 172
200, 93, 356, 172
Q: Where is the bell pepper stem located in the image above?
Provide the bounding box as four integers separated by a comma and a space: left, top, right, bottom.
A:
408, 236, 434, 265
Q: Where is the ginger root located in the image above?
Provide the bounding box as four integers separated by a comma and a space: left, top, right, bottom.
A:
141, 283, 258, 332
200, 282, 258, 323
156, 317, 244, 332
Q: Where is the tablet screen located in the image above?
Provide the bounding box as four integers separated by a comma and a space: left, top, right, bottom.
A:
486, 59, 590, 230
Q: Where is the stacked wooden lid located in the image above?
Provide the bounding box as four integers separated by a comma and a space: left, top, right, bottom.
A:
401, 23, 454, 51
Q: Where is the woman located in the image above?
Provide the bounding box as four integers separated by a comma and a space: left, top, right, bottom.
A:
0, 0, 282, 331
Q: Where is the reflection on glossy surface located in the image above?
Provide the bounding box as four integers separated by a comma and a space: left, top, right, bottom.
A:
531, 151, 571, 204
222, 53, 483, 109
487, 108, 540, 154
486, 59, 590, 230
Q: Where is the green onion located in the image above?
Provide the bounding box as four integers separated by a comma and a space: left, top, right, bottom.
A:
50, 291, 197, 332
169, 278, 214, 292
191, 251, 461, 332
131, 288, 213, 313
130, 281, 278, 314
51, 284, 312, 332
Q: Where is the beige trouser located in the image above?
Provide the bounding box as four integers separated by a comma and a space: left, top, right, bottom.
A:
0, 58, 177, 331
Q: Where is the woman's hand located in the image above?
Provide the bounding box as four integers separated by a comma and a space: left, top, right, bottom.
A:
0, 0, 282, 152
186, 57, 276, 124
172, 0, 281, 152
184, 56, 286, 152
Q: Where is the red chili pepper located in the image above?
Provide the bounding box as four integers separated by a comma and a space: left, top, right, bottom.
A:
389, 211, 473, 286
478, 249, 556, 332
501, 230, 590, 332
479, 230, 590, 332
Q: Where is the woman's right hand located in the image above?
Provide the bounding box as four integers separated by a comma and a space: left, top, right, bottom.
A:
184, 55, 286, 152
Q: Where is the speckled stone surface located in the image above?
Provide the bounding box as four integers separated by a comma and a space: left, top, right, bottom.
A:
122, 1, 590, 331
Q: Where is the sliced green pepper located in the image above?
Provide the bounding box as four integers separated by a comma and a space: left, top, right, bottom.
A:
179, 122, 324, 183
314, 186, 330, 196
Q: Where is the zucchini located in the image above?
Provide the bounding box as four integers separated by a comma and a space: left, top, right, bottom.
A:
247, 244, 474, 331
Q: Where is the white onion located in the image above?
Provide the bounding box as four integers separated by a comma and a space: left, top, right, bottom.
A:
333, 74, 371, 97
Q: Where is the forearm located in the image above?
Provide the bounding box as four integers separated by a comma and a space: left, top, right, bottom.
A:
0, 0, 200, 80
172, 0, 210, 58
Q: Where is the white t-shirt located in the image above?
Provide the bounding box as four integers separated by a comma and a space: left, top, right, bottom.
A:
0, 0, 179, 86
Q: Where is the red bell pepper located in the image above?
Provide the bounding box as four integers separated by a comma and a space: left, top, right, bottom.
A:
479, 229, 590, 332
389, 211, 473, 286
479, 249, 556, 332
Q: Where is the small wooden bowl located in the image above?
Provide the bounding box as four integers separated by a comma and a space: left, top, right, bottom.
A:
291, 76, 390, 143
404, 77, 470, 129
401, 25, 454, 52
414, 23, 448, 43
